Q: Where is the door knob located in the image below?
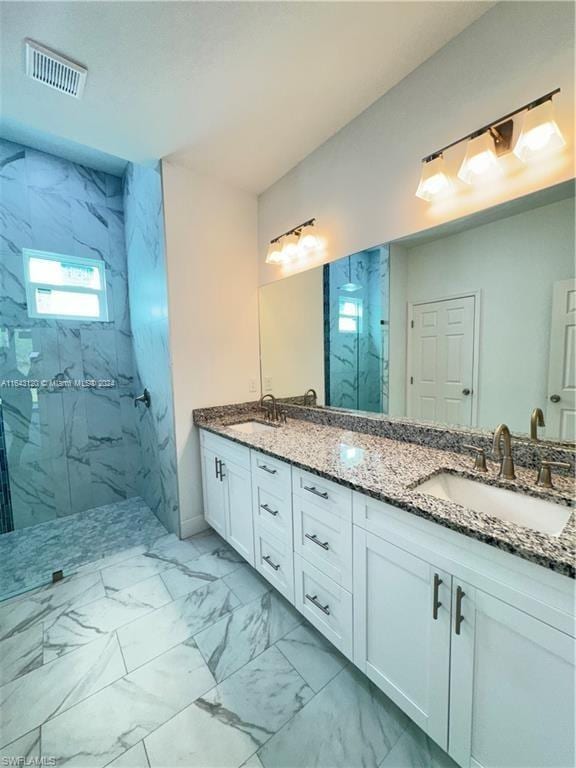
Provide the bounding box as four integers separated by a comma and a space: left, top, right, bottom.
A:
549, 394, 561, 403
462, 388, 472, 396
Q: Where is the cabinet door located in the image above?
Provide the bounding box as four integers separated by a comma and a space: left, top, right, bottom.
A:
223, 458, 254, 566
201, 447, 227, 538
353, 528, 451, 750
449, 582, 575, 768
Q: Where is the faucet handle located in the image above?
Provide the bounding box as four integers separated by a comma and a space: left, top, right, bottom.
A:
536, 460, 572, 489
462, 444, 488, 473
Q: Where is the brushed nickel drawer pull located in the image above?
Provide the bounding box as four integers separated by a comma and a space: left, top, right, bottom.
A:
259, 464, 277, 475
305, 593, 330, 615
261, 503, 279, 517
305, 533, 329, 551
432, 573, 443, 620
263, 555, 280, 571
455, 585, 465, 635
303, 485, 329, 500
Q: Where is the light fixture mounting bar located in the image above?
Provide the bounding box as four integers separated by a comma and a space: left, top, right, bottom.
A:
270, 218, 316, 244
422, 88, 561, 163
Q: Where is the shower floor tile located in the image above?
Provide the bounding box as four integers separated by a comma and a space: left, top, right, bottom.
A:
0, 497, 168, 602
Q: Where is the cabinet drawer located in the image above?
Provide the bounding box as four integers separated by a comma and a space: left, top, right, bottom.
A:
251, 451, 292, 492
253, 484, 292, 545
294, 554, 353, 658
201, 429, 250, 470
254, 527, 294, 603
293, 469, 352, 520
294, 498, 352, 590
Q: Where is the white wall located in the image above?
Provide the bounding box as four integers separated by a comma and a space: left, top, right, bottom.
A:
259, 267, 324, 401
390, 198, 575, 434
162, 161, 260, 536
258, 2, 575, 286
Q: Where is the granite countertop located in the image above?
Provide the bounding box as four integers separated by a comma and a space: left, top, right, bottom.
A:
195, 411, 576, 578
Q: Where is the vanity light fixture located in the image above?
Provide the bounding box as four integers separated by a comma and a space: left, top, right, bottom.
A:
416, 88, 564, 199
415, 153, 452, 201
513, 97, 565, 162
265, 218, 317, 265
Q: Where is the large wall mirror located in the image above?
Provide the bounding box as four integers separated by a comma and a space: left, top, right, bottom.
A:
259, 181, 575, 444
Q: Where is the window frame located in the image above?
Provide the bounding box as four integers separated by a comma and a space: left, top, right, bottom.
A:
23, 249, 109, 322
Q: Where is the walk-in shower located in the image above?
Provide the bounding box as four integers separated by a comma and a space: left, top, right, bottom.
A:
0, 140, 179, 601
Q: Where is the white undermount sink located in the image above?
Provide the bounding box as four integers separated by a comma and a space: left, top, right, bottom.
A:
229, 421, 276, 435
415, 472, 572, 537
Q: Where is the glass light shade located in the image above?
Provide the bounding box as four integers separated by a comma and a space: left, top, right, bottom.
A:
458, 132, 502, 184
298, 227, 319, 251
415, 156, 452, 201
513, 100, 565, 162
265, 240, 287, 265
281, 233, 300, 261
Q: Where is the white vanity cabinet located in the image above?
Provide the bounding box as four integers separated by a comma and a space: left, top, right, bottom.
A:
199, 429, 575, 768
200, 431, 254, 565
353, 527, 451, 749
352, 491, 576, 768
448, 581, 575, 768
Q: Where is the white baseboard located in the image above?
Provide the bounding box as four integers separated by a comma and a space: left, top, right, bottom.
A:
180, 515, 210, 539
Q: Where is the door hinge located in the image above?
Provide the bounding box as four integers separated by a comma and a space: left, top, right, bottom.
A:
410, 320, 414, 329
410, 376, 414, 385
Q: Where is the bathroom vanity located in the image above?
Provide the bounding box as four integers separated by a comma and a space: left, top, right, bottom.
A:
196, 409, 575, 768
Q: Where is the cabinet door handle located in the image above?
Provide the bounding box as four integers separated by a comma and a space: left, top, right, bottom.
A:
214, 457, 220, 479
305, 593, 331, 616
260, 503, 279, 517
455, 586, 466, 635
263, 555, 280, 571
259, 464, 277, 475
219, 461, 226, 481
303, 485, 329, 500
305, 533, 330, 551
432, 573, 443, 620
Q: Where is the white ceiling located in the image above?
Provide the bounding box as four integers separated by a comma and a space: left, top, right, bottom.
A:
0, 1, 493, 192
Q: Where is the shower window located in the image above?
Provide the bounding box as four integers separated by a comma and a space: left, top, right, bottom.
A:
23, 250, 109, 321
338, 296, 363, 333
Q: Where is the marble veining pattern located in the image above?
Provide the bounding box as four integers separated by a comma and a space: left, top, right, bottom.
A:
194, 408, 576, 576
0, 527, 459, 768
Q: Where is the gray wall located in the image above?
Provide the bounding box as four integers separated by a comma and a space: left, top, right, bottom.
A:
123, 162, 180, 535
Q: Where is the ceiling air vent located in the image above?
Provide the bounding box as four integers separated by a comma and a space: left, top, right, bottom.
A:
25, 39, 87, 98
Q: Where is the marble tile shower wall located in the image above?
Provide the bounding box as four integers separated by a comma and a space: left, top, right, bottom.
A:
0, 139, 141, 530
123, 162, 179, 535
325, 249, 388, 413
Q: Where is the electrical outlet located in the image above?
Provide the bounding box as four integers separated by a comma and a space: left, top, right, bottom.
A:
248, 379, 257, 393
264, 377, 273, 392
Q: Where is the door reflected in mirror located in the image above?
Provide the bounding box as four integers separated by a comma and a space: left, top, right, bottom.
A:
259, 182, 575, 444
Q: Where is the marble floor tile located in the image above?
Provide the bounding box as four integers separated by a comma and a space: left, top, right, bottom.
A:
189, 530, 229, 556
161, 547, 244, 600
100, 552, 176, 593
145, 534, 201, 565
0, 729, 41, 765
241, 754, 265, 768
108, 741, 150, 767
276, 623, 348, 693
258, 666, 409, 768
378, 721, 458, 768
0, 623, 43, 685
42, 639, 215, 768
145, 645, 313, 768
0, 571, 105, 642
118, 579, 240, 671
44, 575, 172, 661
224, 564, 272, 605
194, 591, 302, 682
0, 633, 125, 748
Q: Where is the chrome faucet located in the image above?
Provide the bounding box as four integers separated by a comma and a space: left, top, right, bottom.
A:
304, 388, 317, 407
492, 424, 515, 480
530, 407, 545, 441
